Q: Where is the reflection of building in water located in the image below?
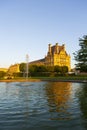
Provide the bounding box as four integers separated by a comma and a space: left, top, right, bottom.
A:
45, 82, 72, 120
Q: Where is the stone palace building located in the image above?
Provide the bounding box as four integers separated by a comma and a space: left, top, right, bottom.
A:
30, 43, 71, 71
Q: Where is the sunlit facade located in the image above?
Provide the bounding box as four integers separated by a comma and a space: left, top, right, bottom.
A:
0, 68, 8, 72
7, 64, 20, 75
45, 43, 71, 71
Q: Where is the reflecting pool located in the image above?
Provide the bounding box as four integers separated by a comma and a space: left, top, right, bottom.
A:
0, 81, 87, 130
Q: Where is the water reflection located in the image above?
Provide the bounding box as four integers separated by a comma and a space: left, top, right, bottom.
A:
45, 82, 72, 120
0, 81, 87, 130
76, 83, 87, 129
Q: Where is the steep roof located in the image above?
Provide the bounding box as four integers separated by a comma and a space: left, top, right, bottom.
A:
29, 58, 45, 65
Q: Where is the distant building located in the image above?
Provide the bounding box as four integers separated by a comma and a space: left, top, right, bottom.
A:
30, 43, 71, 71
0, 68, 8, 72
7, 64, 20, 75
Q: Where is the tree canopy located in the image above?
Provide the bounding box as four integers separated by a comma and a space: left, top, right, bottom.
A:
19, 63, 26, 73
74, 35, 87, 72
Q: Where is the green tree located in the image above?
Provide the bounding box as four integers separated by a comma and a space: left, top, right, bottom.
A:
19, 63, 26, 73
37, 65, 47, 72
61, 66, 68, 74
0, 71, 6, 78
46, 66, 54, 72
54, 65, 62, 73
29, 65, 38, 76
19, 63, 27, 77
74, 35, 87, 72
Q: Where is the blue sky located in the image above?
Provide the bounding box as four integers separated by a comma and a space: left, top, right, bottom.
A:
0, 0, 87, 68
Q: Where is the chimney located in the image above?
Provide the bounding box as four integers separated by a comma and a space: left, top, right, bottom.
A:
48, 44, 51, 53
56, 43, 59, 53
63, 44, 65, 50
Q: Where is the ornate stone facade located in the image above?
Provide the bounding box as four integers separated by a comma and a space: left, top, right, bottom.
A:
45, 43, 71, 71
29, 43, 71, 71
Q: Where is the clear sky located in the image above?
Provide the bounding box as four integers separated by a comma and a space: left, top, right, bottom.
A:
0, 0, 87, 68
